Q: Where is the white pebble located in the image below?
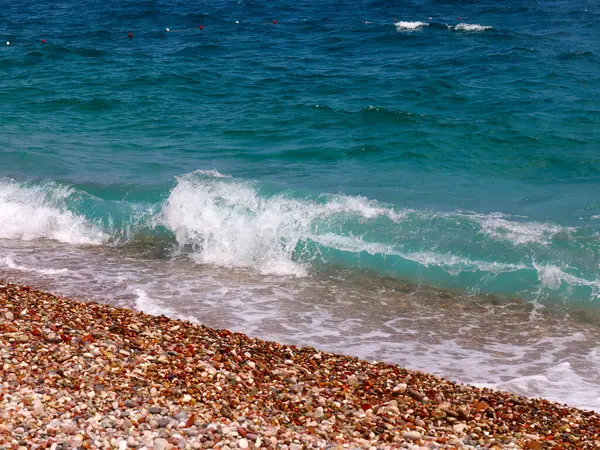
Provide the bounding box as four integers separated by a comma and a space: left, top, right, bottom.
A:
314, 406, 324, 419
33, 401, 44, 416
238, 438, 248, 449
153, 438, 168, 450
403, 430, 423, 441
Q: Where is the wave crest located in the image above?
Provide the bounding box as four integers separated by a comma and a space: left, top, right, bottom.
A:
394, 21, 429, 31
453, 23, 493, 32
0, 179, 107, 245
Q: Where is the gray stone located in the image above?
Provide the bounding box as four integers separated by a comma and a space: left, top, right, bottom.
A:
158, 417, 171, 428
148, 406, 163, 414
174, 411, 188, 421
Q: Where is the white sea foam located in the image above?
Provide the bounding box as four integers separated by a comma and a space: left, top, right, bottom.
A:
161, 170, 408, 276
3, 256, 69, 275
0, 180, 106, 245
132, 288, 198, 323
394, 21, 429, 31
310, 234, 395, 256
453, 23, 493, 31
533, 262, 600, 297
467, 212, 568, 245
403, 251, 527, 275
482, 362, 600, 412
133, 287, 176, 316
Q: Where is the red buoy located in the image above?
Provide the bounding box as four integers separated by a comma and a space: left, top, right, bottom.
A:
199, 25, 204, 30
128, 32, 133, 38
273, 20, 277, 24
41, 39, 46, 44
457, 17, 462, 20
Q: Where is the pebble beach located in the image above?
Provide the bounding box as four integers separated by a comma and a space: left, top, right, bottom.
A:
1, 282, 599, 449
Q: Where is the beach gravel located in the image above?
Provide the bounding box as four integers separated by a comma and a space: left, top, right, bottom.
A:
1, 281, 600, 449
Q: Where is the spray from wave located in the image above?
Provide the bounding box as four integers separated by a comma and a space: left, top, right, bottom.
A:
0, 179, 107, 245
162, 170, 406, 276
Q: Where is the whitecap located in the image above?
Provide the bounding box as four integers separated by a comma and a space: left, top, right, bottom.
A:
394, 21, 429, 31
453, 23, 493, 31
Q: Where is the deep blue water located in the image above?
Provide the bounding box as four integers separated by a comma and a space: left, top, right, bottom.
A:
1, 0, 600, 304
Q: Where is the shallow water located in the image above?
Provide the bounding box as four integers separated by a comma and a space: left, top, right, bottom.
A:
1, 0, 600, 410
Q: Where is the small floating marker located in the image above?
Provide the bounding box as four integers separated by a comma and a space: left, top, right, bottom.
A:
128, 32, 133, 38
6, 41, 10, 46
429, 17, 432, 20
199, 25, 204, 30
41, 39, 46, 44
273, 19, 277, 24
166, 28, 170, 32
235, 20, 239, 24
457, 17, 462, 20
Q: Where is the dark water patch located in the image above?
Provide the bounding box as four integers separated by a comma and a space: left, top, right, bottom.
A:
557, 50, 596, 61
73, 98, 123, 111
480, 4, 539, 15
175, 43, 226, 57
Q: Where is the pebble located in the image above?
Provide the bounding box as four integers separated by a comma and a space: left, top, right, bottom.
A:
453, 423, 467, 434
174, 411, 188, 421
403, 431, 423, 441
1, 281, 599, 450
152, 438, 169, 450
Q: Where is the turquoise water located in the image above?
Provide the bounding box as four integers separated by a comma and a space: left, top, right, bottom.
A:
2, 0, 600, 409
2, 0, 599, 304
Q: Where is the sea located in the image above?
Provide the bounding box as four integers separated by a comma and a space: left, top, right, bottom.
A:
1, 0, 600, 411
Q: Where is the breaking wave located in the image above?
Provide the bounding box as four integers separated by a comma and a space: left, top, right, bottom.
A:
1, 172, 598, 302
